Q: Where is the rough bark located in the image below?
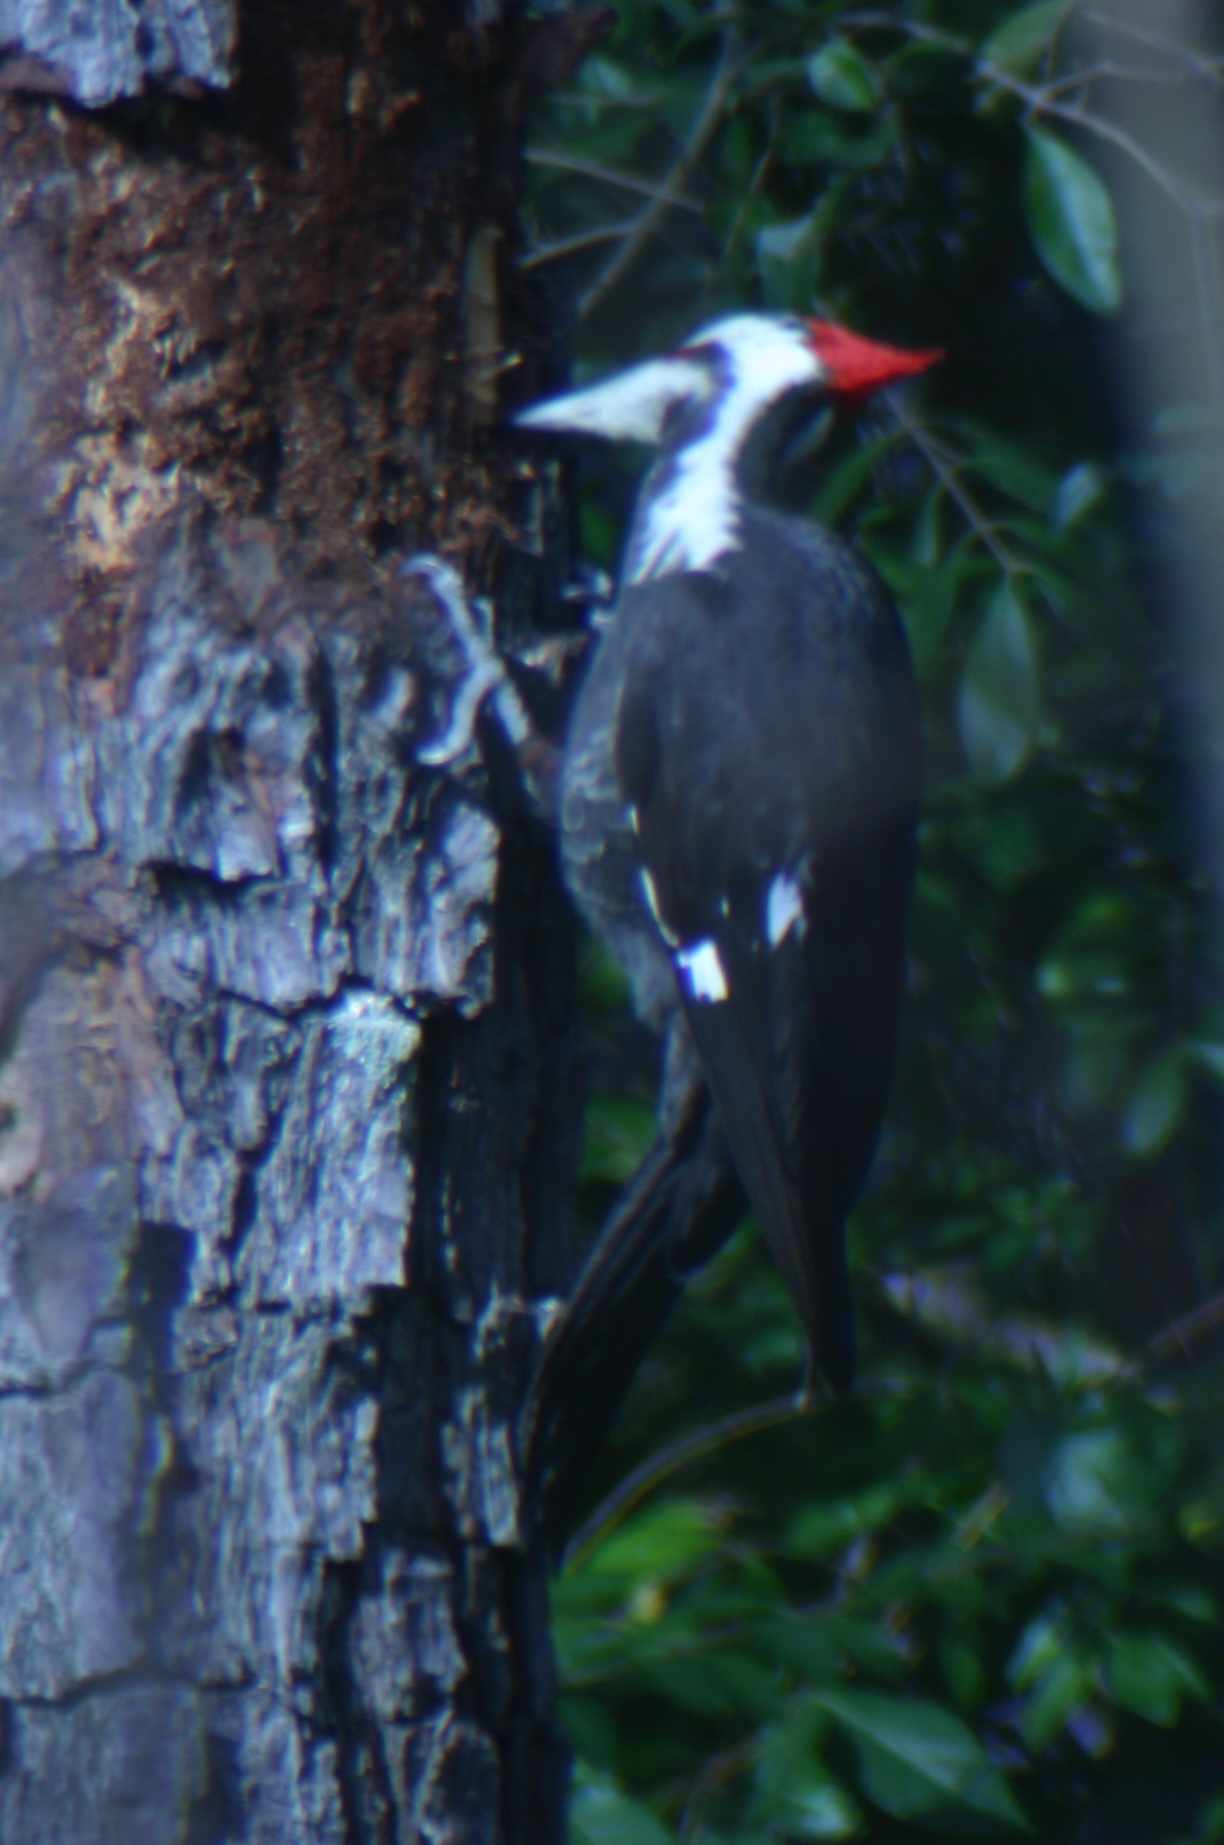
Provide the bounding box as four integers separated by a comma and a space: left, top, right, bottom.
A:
0, 3, 580, 1839
0, 0, 234, 106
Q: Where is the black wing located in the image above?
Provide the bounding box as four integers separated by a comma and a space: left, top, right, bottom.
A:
615, 511, 921, 1386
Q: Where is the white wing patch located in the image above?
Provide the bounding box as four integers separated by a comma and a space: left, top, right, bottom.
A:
675, 937, 729, 1004
639, 867, 679, 946
766, 870, 806, 948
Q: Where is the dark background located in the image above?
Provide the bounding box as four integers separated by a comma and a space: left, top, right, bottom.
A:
527, 3, 1224, 1839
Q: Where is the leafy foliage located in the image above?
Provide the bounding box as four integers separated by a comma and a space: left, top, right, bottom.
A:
524, 0, 1224, 1837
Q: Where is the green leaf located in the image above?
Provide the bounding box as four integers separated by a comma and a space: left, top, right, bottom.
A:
810, 428, 903, 524
571, 1778, 674, 1845
757, 210, 830, 311
807, 38, 879, 113
1108, 1632, 1210, 1726
1008, 1608, 1068, 1691
777, 106, 895, 171
816, 1689, 1029, 1830
911, 487, 943, 569
582, 1497, 722, 1582
1190, 1038, 1224, 1082
981, 2, 1070, 76
1189, 1794, 1224, 1844
786, 1482, 906, 1557
959, 582, 1042, 782
1024, 127, 1122, 314
950, 416, 1059, 511
561, 1694, 619, 1776
1044, 1428, 1150, 1538
1121, 1046, 1188, 1157
644, 1647, 778, 1716
1053, 459, 1107, 529
1015, 1650, 1092, 1750
941, 1627, 988, 1712
754, 1700, 861, 1839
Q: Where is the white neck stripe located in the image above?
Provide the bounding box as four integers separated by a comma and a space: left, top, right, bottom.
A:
625, 320, 820, 583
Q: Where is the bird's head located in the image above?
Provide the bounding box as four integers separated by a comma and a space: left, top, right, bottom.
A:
516, 313, 942, 447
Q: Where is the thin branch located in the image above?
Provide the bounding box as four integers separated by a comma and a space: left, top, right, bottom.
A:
563, 1391, 809, 1569
840, 10, 971, 57
888, 397, 1024, 578
980, 63, 1224, 217
677, 1735, 757, 1842
848, 4, 1224, 94
844, 7, 1224, 217
720, 133, 775, 272
1083, 9, 1224, 88
519, 219, 644, 270
1148, 1288, 1224, 1360
1041, 61, 1194, 98
578, 28, 741, 319
525, 147, 704, 214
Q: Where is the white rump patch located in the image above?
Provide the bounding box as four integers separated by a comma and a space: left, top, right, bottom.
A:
676, 937, 729, 1004
766, 870, 806, 947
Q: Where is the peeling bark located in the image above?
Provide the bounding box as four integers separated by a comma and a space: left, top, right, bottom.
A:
0, 4, 578, 1840
0, 0, 234, 106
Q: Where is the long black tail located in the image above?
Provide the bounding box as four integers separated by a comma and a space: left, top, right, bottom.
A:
525, 1091, 743, 1555
682, 989, 856, 1392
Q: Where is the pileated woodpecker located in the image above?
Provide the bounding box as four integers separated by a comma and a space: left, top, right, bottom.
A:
518, 314, 939, 1396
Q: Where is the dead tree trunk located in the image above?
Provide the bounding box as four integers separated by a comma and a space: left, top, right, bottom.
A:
0, 3, 581, 1838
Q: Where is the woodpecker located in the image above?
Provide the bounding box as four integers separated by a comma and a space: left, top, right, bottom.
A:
518, 313, 939, 1392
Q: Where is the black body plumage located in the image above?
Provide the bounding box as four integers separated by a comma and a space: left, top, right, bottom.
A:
563, 504, 919, 1387
522, 312, 932, 1398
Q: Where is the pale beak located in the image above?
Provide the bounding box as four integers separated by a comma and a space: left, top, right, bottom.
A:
516, 356, 710, 444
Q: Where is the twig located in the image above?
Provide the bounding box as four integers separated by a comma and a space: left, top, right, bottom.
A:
563, 1390, 810, 1569
525, 147, 704, 213
520, 219, 644, 270
1148, 1288, 1224, 1360
888, 398, 1023, 578
677, 1735, 757, 1842
844, 7, 1224, 215
578, 28, 741, 319
720, 135, 775, 272
1041, 61, 1193, 98
1083, 10, 1224, 88
840, 10, 971, 57
980, 63, 1224, 217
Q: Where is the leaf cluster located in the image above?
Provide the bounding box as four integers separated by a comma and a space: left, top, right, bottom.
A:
525, 1, 1224, 1837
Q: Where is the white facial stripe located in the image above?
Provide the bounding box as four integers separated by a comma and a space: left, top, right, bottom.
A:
626, 318, 820, 583
630, 445, 741, 581
676, 938, 729, 1004
766, 870, 806, 947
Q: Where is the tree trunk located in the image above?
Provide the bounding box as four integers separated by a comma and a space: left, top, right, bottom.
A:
0, 3, 580, 1838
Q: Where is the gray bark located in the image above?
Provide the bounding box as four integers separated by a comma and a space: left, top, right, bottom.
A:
0, 3, 578, 1839
0, 0, 233, 105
